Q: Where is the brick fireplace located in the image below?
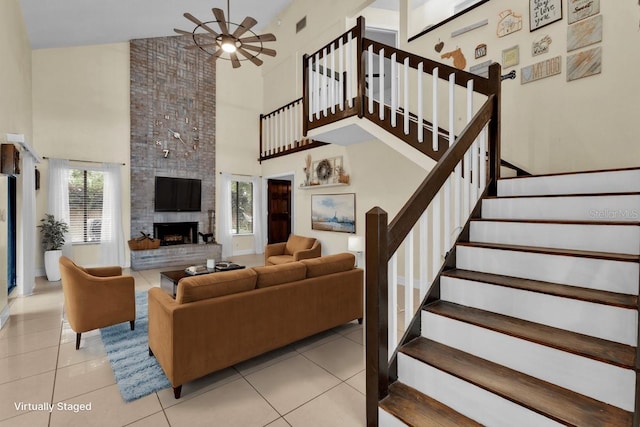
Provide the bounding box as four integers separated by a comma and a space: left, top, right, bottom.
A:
129, 35, 220, 270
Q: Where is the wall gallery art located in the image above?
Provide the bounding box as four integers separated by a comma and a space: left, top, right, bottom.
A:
530, 0, 563, 31
311, 193, 356, 233
502, 45, 520, 68
497, 10, 523, 37
521, 56, 562, 84
567, 15, 603, 52
568, 0, 600, 24
567, 46, 602, 81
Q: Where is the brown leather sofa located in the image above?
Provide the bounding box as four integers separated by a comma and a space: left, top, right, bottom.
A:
59, 256, 136, 349
148, 253, 363, 399
264, 234, 321, 265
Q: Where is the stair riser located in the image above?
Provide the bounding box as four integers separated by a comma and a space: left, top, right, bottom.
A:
482, 195, 640, 222
470, 221, 640, 255
498, 169, 640, 197
396, 353, 564, 427
456, 246, 639, 295
421, 311, 636, 411
379, 408, 407, 427
441, 277, 638, 345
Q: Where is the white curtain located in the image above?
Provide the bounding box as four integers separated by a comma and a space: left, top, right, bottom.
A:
219, 173, 233, 259
252, 175, 264, 254
18, 154, 37, 296
100, 163, 125, 267
47, 158, 72, 257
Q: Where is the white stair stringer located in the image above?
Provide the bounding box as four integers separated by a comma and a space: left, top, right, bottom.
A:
456, 244, 639, 295
498, 168, 640, 197
421, 310, 636, 411
440, 276, 638, 345
396, 353, 564, 427
469, 220, 640, 255
482, 194, 640, 222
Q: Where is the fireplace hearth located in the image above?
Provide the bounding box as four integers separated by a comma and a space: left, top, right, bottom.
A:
154, 222, 198, 246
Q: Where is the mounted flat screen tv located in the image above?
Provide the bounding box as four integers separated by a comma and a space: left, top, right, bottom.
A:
154, 177, 202, 212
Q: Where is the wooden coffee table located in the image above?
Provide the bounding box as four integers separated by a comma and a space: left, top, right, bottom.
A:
160, 265, 245, 297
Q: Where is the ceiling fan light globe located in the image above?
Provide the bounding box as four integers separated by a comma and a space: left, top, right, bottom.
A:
221, 42, 237, 53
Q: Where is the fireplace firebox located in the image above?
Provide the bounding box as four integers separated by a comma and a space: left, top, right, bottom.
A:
154, 222, 198, 246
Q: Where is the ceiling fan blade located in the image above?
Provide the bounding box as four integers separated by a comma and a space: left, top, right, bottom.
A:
212, 8, 230, 35
174, 28, 193, 36
232, 16, 258, 39
237, 47, 263, 66
184, 13, 220, 37
239, 33, 276, 43
242, 44, 277, 57
229, 52, 241, 69
186, 42, 218, 50
207, 48, 224, 63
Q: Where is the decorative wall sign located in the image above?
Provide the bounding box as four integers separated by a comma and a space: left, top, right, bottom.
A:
309, 156, 344, 185
532, 35, 553, 56
311, 193, 356, 233
451, 19, 489, 38
441, 48, 467, 70
568, 0, 600, 24
567, 15, 603, 52
497, 10, 523, 37
435, 40, 445, 53
502, 45, 520, 68
567, 46, 602, 81
475, 44, 488, 59
470, 60, 493, 78
530, 0, 562, 31
521, 56, 562, 84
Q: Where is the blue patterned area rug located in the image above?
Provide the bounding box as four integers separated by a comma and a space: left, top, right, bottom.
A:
100, 291, 170, 402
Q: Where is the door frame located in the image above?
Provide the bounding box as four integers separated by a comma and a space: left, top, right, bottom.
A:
262, 171, 296, 246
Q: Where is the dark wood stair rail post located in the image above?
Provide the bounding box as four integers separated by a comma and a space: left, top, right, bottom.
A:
487, 62, 502, 196
302, 53, 309, 137
366, 207, 389, 427
635, 255, 640, 427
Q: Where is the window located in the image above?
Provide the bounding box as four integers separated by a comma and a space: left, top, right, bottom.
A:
68, 169, 105, 243
230, 180, 253, 234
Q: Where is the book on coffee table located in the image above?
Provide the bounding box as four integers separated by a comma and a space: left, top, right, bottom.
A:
184, 265, 211, 275
214, 262, 245, 272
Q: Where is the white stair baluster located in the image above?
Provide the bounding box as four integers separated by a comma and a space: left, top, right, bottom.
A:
314, 53, 320, 119
389, 253, 398, 351
338, 37, 344, 111
379, 48, 385, 120
417, 62, 424, 143
432, 67, 439, 151
368, 44, 374, 114
404, 230, 415, 331
330, 44, 336, 114
346, 33, 353, 108
432, 190, 441, 280
391, 53, 397, 128
322, 48, 328, 117
403, 57, 409, 135
419, 211, 428, 300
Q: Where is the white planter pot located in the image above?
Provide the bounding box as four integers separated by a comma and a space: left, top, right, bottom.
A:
44, 250, 63, 281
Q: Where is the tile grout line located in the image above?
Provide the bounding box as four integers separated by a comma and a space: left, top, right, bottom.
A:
48, 317, 64, 427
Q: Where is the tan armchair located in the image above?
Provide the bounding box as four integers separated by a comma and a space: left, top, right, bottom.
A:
264, 234, 321, 265
59, 256, 136, 350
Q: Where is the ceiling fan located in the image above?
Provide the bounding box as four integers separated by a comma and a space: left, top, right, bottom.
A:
174, 0, 277, 68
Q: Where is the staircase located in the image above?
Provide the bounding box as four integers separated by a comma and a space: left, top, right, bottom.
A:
379, 168, 640, 426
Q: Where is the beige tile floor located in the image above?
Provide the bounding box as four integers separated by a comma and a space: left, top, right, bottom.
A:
0, 254, 366, 427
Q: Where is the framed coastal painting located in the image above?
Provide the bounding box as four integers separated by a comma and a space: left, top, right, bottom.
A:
311, 193, 356, 233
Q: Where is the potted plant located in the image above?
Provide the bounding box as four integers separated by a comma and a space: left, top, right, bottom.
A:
38, 214, 69, 281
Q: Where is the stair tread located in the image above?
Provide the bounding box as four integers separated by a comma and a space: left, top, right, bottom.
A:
471, 218, 640, 227
498, 166, 640, 181
401, 337, 633, 426
457, 241, 639, 262
426, 301, 636, 369
380, 382, 482, 427
442, 269, 638, 309
486, 191, 640, 199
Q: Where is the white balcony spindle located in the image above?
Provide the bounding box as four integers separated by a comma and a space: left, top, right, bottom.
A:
330, 44, 336, 114
391, 53, 397, 128
314, 53, 320, 119
346, 33, 353, 108
322, 49, 328, 116
403, 57, 409, 135
432, 67, 439, 151
379, 48, 385, 120
339, 37, 344, 111
367, 44, 374, 114
417, 62, 424, 143
308, 56, 314, 121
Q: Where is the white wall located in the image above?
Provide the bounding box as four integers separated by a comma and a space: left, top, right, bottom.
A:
32, 43, 131, 269
0, 0, 33, 305
402, 0, 640, 174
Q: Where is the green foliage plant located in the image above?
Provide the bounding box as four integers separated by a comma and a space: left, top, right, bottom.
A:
38, 214, 69, 251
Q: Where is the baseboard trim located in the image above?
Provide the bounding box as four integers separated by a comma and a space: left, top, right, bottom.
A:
232, 249, 256, 256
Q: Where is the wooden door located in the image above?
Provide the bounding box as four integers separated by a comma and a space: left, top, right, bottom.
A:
267, 179, 292, 244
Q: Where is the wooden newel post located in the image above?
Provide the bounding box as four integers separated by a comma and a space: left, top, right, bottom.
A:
487, 62, 502, 196
366, 206, 389, 427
